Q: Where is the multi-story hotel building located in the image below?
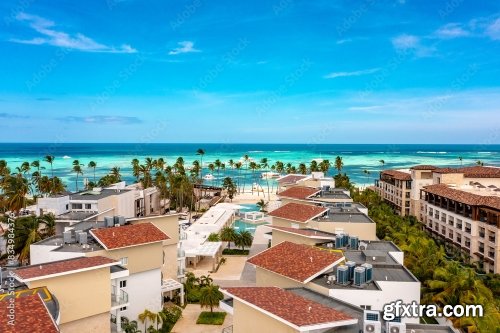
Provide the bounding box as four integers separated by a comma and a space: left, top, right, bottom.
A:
374, 170, 412, 216
375, 165, 500, 273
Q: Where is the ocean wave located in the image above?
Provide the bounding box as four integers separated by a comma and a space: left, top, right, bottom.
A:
273, 151, 290, 153
478, 152, 492, 154
62, 155, 71, 159
248, 150, 264, 153
416, 151, 447, 154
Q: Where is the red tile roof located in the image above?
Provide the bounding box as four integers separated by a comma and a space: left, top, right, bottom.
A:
278, 186, 321, 200
0, 294, 59, 333
410, 165, 437, 170
14, 256, 118, 281
269, 202, 328, 223
91, 222, 169, 250
381, 170, 411, 180
224, 287, 353, 328
247, 241, 343, 283
433, 166, 500, 178
277, 174, 308, 184
269, 226, 335, 239
423, 184, 500, 211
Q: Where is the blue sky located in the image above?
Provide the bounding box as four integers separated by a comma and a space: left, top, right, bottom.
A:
1, 0, 499, 144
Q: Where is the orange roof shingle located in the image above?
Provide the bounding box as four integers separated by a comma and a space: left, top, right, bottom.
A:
277, 174, 308, 184
423, 184, 500, 211
381, 170, 411, 180
0, 294, 59, 333
14, 256, 118, 281
433, 166, 500, 178
91, 222, 169, 250
410, 165, 437, 170
269, 202, 328, 223
247, 241, 343, 283
278, 186, 321, 200
224, 287, 353, 327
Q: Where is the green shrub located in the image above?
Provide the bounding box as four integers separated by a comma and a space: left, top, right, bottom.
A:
196, 311, 227, 325
222, 249, 249, 255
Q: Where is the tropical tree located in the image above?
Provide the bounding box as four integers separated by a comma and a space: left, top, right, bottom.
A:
88, 161, 97, 182
235, 230, 253, 251
476, 160, 484, 166
310, 160, 319, 172
260, 158, 271, 200
138, 309, 156, 333
458, 156, 463, 166
220, 226, 237, 249
234, 162, 243, 193
196, 148, 205, 180
31, 160, 45, 191
131, 159, 141, 182
44, 155, 55, 177
248, 162, 259, 195
256, 199, 268, 212
319, 159, 331, 174
199, 285, 224, 313
363, 169, 371, 186
242, 154, 250, 193
2, 174, 30, 214
122, 319, 142, 333
199, 274, 213, 287
222, 177, 237, 201
298, 163, 307, 175
72, 160, 83, 192
110, 166, 122, 181
334, 156, 344, 174
207, 233, 220, 242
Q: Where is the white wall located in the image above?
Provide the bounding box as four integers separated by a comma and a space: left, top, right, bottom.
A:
37, 196, 70, 216
120, 268, 162, 323
30, 244, 85, 264
329, 281, 420, 324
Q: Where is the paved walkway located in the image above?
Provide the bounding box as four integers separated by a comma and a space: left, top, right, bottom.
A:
171, 304, 232, 333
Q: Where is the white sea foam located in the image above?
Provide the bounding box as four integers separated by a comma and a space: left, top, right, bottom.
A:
273, 151, 291, 153
62, 155, 71, 159
417, 151, 447, 154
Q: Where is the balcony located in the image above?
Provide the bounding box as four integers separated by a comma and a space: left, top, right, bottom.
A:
488, 251, 495, 259
489, 236, 496, 243
465, 228, 471, 234
479, 232, 485, 238
178, 248, 186, 258
111, 285, 129, 308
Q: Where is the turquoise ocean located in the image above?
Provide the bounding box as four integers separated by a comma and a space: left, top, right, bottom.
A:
0, 143, 499, 192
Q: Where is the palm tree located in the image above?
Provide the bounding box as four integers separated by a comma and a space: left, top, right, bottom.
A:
72, 160, 83, 192
3, 174, 30, 214
138, 309, 156, 333
235, 230, 253, 251
476, 160, 484, 166
30, 160, 44, 191
199, 274, 213, 287
363, 169, 371, 186
234, 162, 243, 193
310, 160, 319, 172
110, 166, 121, 181
256, 199, 268, 212
334, 156, 344, 174
199, 285, 224, 313
9, 215, 44, 263
220, 226, 237, 249
196, 148, 205, 180
458, 156, 463, 166
242, 154, 250, 193
319, 159, 331, 174
260, 158, 271, 200
44, 155, 55, 177
132, 159, 141, 182
122, 319, 141, 333
88, 161, 97, 182
248, 162, 259, 195
214, 159, 222, 186
207, 233, 220, 242
298, 163, 307, 175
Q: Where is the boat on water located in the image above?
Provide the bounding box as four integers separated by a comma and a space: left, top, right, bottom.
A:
260, 171, 280, 179
203, 173, 215, 180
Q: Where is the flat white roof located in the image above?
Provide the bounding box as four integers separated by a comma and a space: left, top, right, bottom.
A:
185, 241, 222, 258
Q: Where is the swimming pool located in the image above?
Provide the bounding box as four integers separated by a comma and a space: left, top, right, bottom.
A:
233, 219, 267, 234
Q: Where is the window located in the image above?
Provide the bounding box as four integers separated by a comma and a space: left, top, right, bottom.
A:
65, 204, 69, 210
456, 235, 461, 243
120, 257, 128, 266
479, 227, 485, 238
465, 223, 471, 234
85, 203, 92, 210
465, 238, 471, 248
119, 306, 127, 311
456, 219, 463, 230
72, 203, 83, 210
360, 305, 372, 310
119, 280, 127, 288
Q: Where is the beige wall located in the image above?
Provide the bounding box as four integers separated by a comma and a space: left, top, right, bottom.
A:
255, 267, 303, 288
271, 230, 320, 247
60, 312, 110, 333
271, 217, 306, 229
129, 215, 181, 279
308, 221, 377, 241
233, 299, 298, 333
28, 267, 111, 325
434, 173, 464, 185
87, 242, 163, 275
279, 198, 314, 206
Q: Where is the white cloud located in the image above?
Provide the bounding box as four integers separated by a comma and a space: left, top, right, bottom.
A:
324, 68, 380, 79
168, 41, 201, 55
391, 34, 436, 57
434, 23, 471, 39
485, 18, 500, 40
336, 38, 352, 44
11, 12, 137, 53
392, 34, 419, 50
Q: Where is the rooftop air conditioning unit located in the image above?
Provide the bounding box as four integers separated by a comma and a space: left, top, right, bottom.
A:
386, 322, 406, 333
364, 311, 381, 333
359, 241, 368, 251
105, 216, 114, 228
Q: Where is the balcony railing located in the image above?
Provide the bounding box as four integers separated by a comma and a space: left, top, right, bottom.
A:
489, 236, 496, 243
178, 249, 186, 257
111, 285, 129, 307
